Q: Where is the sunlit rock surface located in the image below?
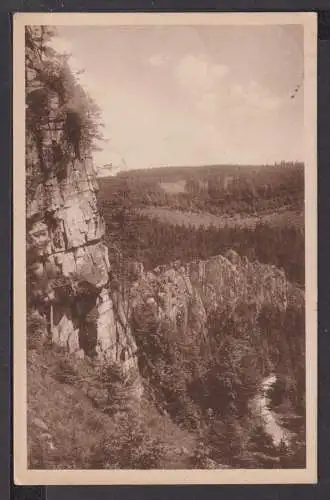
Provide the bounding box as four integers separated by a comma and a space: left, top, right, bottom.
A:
128, 253, 304, 340
26, 156, 138, 379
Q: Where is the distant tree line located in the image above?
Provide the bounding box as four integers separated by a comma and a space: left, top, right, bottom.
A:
100, 162, 304, 216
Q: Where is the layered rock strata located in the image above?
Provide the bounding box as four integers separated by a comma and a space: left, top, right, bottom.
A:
27, 156, 139, 378
128, 251, 304, 340
26, 29, 139, 380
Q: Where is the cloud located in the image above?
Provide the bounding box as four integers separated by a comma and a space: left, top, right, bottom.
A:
230, 81, 281, 113
196, 92, 218, 113
195, 78, 282, 121
175, 54, 229, 95
148, 54, 170, 67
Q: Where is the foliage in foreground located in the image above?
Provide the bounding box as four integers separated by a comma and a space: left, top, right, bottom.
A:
27, 344, 169, 470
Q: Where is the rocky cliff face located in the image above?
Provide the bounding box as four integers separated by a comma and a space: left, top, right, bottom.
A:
26, 28, 139, 385
127, 250, 304, 343
27, 157, 138, 375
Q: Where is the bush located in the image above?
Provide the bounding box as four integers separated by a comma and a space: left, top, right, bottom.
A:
27, 310, 49, 351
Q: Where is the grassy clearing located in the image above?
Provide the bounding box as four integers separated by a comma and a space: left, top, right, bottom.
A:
138, 206, 304, 231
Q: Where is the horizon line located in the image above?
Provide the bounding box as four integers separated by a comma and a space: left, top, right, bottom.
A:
96, 159, 305, 176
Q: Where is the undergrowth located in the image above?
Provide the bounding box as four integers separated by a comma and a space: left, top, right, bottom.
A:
27, 336, 196, 469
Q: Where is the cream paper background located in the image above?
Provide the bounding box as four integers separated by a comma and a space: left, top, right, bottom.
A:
13, 11, 318, 485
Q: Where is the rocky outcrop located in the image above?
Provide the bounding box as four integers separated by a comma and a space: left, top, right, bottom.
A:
27, 156, 139, 377
26, 30, 139, 383
129, 260, 207, 341
127, 251, 304, 341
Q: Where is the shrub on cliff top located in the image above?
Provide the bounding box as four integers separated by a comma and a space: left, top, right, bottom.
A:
26, 25, 104, 197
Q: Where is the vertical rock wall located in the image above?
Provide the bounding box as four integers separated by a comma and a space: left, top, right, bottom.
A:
25, 36, 139, 379
27, 153, 138, 374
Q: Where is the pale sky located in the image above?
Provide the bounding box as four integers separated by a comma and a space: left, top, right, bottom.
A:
51, 24, 304, 173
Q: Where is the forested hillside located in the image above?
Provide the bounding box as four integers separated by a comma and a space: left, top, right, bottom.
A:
99, 161, 304, 215
100, 187, 304, 287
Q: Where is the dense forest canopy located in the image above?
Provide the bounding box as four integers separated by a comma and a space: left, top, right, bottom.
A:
100, 161, 304, 215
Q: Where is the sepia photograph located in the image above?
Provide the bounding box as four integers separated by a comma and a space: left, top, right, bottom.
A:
13, 12, 317, 485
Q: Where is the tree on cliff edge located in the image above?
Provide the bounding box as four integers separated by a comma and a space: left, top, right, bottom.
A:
25, 25, 104, 195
